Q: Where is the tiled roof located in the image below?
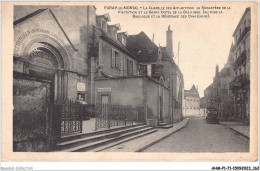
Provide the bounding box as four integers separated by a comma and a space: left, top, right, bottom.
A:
96, 26, 137, 60
127, 31, 159, 62
219, 67, 230, 77
126, 32, 173, 62
185, 84, 200, 98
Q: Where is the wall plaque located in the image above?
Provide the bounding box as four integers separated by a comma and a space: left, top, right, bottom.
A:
77, 83, 85, 92
98, 87, 111, 92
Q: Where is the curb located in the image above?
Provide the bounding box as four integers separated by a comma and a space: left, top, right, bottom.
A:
135, 118, 189, 152
228, 127, 249, 140
219, 123, 249, 140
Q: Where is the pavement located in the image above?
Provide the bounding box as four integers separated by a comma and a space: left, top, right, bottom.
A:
144, 117, 249, 152
219, 121, 249, 140
101, 118, 189, 152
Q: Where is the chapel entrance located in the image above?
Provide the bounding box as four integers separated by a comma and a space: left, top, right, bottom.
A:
13, 43, 67, 151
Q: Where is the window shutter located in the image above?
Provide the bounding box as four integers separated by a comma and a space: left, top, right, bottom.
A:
127, 59, 130, 75
119, 54, 122, 70
111, 49, 115, 68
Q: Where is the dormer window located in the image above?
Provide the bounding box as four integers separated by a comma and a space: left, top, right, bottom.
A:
96, 13, 111, 32
108, 23, 121, 40
122, 36, 126, 45
117, 32, 128, 46
102, 20, 107, 31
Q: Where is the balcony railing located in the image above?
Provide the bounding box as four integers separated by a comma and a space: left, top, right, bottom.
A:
234, 26, 250, 48
229, 73, 250, 90
233, 50, 247, 70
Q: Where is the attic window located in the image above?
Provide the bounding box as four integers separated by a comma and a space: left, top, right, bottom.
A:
121, 36, 126, 45
149, 50, 153, 54
138, 50, 142, 55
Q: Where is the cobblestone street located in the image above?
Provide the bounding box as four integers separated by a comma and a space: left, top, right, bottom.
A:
144, 117, 249, 152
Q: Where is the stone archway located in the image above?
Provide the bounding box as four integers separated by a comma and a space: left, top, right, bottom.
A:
26, 42, 67, 100
13, 35, 71, 151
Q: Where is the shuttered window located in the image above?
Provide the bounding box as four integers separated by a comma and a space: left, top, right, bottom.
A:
111, 49, 122, 70
111, 49, 115, 68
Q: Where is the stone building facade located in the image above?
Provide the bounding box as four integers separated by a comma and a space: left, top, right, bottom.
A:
126, 27, 184, 123
13, 6, 185, 151
13, 6, 97, 151
204, 8, 250, 123
229, 7, 250, 123
207, 64, 235, 121
184, 85, 200, 116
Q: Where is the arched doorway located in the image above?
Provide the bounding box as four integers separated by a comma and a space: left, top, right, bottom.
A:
26, 42, 67, 101
13, 41, 68, 151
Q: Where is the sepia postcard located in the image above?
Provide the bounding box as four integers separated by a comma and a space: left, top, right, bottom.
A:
1, 1, 258, 162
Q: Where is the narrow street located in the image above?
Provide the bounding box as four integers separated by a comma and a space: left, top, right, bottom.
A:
144, 117, 249, 152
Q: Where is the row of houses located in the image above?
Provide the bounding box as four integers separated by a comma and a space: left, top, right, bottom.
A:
202, 7, 250, 123
13, 6, 185, 151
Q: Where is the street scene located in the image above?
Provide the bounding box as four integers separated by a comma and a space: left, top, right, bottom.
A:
11, 3, 252, 153
143, 117, 249, 152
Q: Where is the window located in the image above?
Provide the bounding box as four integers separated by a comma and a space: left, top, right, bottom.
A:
139, 64, 147, 76
101, 19, 107, 32
77, 92, 85, 101
127, 59, 133, 76
121, 36, 126, 45
151, 64, 156, 76
111, 49, 121, 70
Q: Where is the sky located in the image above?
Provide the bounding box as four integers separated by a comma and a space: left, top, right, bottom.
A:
95, 2, 250, 97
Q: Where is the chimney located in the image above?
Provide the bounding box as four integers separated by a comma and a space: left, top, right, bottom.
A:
152, 33, 154, 42
166, 25, 173, 58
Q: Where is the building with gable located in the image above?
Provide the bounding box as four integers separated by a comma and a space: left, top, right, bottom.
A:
126, 27, 184, 123
229, 7, 250, 123
184, 85, 200, 116
13, 6, 185, 151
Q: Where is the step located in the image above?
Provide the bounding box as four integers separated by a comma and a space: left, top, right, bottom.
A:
56, 125, 148, 150
60, 127, 155, 152
158, 122, 167, 126
92, 129, 157, 152
60, 123, 144, 143
157, 124, 173, 129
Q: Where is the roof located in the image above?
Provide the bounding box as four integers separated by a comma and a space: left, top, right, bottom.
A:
205, 83, 213, 91
184, 84, 200, 98
14, 8, 77, 51
219, 67, 230, 77
95, 26, 137, 60
96, 13, 111, 22
126, 31, 174, 63
127, 31, 159, 62
232, 7, 250, 36
14, 9, 47, 25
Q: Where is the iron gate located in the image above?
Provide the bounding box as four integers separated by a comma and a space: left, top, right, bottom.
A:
53, 99, 84, 135
95, 104, 145, 130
